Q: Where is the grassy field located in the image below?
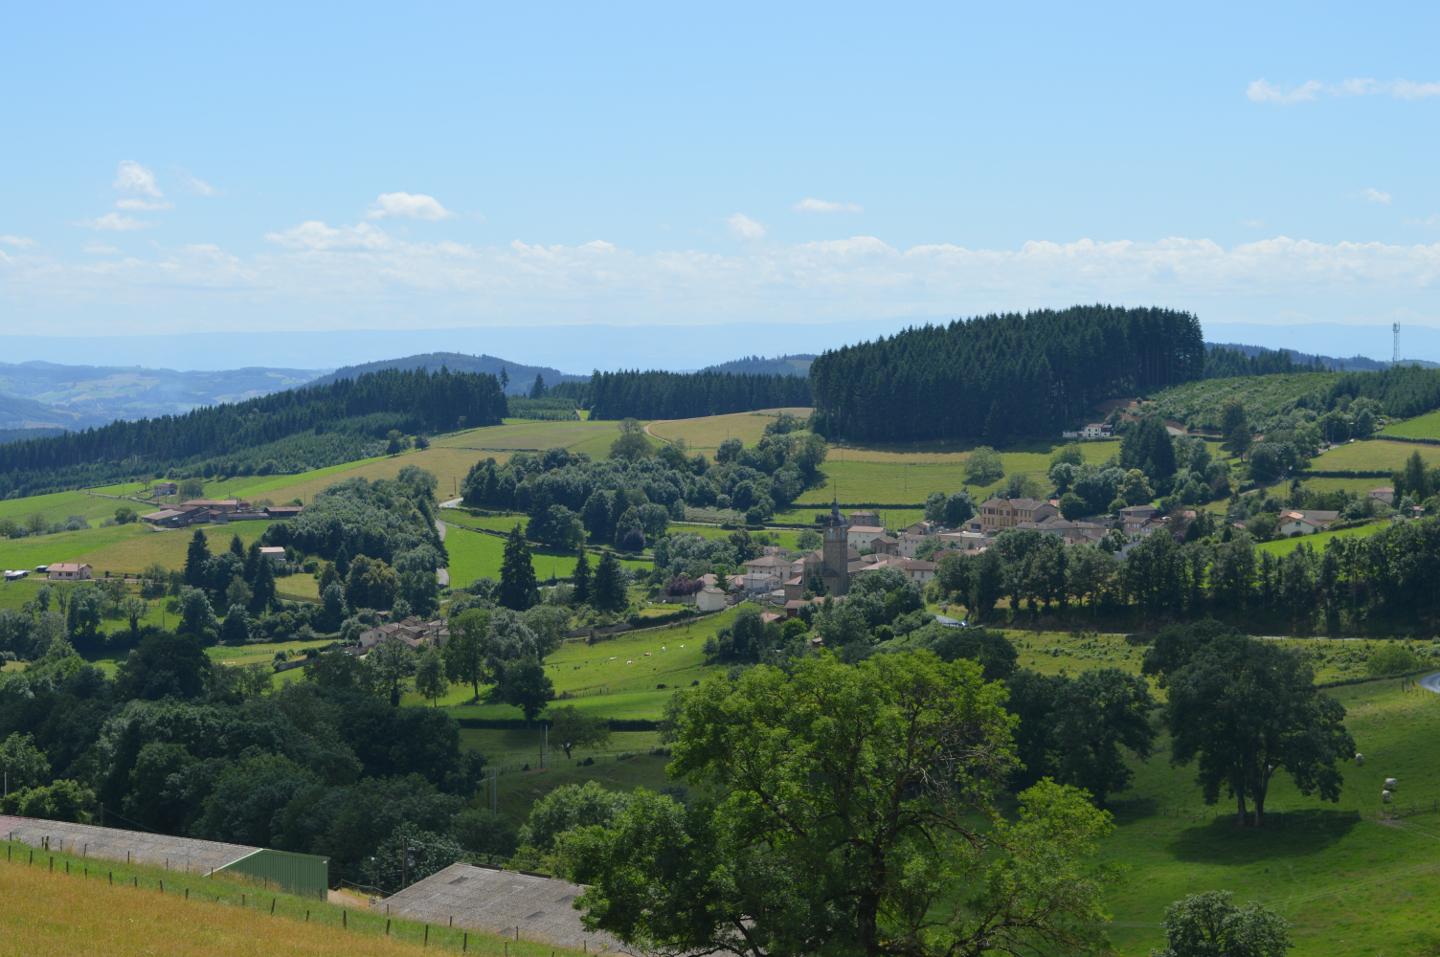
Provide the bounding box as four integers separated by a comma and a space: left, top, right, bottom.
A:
0, 519, 277, 576
1310, 438, 1440, 473
1380, 408, 1440, 440
441, 524, 651, 587
1103, 678, 1440, 956
1145, 372, 1342, 431
1257, 521, 1388, 556
0, 839, 582, 957
1299, 475, 1395, 496
795, 440, 1125, 506
646, 407, 811, 451
0, 488, 143, 528
445, 609, 733, 723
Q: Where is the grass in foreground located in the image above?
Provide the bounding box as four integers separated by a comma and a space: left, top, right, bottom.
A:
0, 840, 584, 957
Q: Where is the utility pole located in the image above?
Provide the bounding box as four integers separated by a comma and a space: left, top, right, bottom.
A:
1394, 323, 1401, 366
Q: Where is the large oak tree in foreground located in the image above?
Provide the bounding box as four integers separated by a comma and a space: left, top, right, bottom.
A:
1155, 627, 1354, 827
559, 652, 1114, 957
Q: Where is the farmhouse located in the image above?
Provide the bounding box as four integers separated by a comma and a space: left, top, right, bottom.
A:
1119, 505, 1163, 535
180, 498, 249, 515
1061, 422, 1113, 440
141, 505, 210, 528
1278, 509, 1341, 536
1021, 515, 1108, 545
741, 553, 791, 593
1369, 487, 1395, 506
356, 617, 448, 652
258, 546, 287, 563
853, 555, 938, 585
46, 562, 91, 581
151, 481, 178, 496
977, 497, 1058, 533
846, 524, 888, 549
695, 585, 728, 612
264, 504, 305, 519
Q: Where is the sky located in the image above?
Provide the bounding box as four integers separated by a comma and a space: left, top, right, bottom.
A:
4, 2, 1440, 367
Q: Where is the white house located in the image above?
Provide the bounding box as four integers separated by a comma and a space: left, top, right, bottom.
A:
1277, 509, 1340, 537
47, 562, 92, 581
846, 525, 887, 549
696, 586, 728, 612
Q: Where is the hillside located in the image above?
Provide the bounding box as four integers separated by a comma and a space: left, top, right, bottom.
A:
701, 353, 815, 377
1209, 342, 1440, 372
310, 353, 585, 396
1145, 372, 1342, 432
0, 361, 322, 430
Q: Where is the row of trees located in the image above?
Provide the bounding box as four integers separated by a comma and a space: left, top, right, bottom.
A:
809, 305, 1206, 443
933, 514, 1440, 635
580, 370, 812, 420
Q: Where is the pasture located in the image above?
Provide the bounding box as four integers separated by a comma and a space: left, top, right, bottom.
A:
1311, 438, 1440, 473
1102, 678, 1440, 956
441, 524, 651, 587
1257, 521, 1388, 557
1379, 408, 1440, 440
0, 488, 139, 528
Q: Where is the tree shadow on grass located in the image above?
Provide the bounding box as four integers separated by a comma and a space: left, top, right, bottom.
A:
1167, 809, 1360, 865
1104, 796, 1160, 825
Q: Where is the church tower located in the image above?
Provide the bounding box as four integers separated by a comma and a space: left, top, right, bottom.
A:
822, 499, 850, 596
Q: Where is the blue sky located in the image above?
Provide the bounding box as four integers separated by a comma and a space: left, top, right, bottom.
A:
4, 2, 1440, 362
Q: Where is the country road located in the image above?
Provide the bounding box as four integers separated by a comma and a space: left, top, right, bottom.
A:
435, 519, 450, 587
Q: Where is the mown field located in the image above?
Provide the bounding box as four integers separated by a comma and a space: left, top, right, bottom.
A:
1310, 438, 1440, 473
0, 488, 144, 528
0, 520, 320, 599
646, 407, 811, 451
0, 840, 581, 957
1380, 408, 1440, 440
795, 440, 1124, 506
441, 524, 651, 587
1257, 521, 1388, 557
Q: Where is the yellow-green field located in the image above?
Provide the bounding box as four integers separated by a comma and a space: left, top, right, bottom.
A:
441, 524, 650, 587
1310, 438, 1440, 472
1257, 521, 1389, 556
0, 489, 142, 528
0, 840, 580, 957
1379, 408, 1440, 440
646, 407, 812, 451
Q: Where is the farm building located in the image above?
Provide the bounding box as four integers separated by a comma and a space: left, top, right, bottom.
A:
695, 585, 728, 612
141, 505, 210, 528
46, 562, 92, 581
0, 815, 328, 898
379, 862, 629, 953
258, 546, 287, 563
1278, 509, 1341, 536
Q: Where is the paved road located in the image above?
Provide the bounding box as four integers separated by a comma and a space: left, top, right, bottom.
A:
435, 519, 450, 587
439, 497, 463, 509
1419, 673, 1440, 694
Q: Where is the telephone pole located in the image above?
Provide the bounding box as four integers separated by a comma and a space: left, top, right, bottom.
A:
1394, 323, 1401, 366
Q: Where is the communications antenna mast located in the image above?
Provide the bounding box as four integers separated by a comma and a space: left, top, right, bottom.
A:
1394, 323, 1401, 365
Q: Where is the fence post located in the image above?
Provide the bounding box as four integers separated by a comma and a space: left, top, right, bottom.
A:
386, 918, 391, 936
343, 910, 347, 929
463, 932, 468, 953
271, 898, 276, 915
424, 925, 429, 946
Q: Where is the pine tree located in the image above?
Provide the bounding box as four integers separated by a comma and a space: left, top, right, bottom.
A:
228, 534, 244, 557
250, 555, 277, 613
592, 551, 627, 613
498, 524, 539, 610
572, 548, 592, 606
184, 529, 211, 587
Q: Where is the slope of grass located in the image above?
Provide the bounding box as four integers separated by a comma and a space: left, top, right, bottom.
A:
646, 408, 812, 451
1380, 408, 1440, 440
0, 489, 139, 528
1310, 439, 1440, 473
1103, 678, 1440, 956
441, 525, 651, 587
1257, 521, 1388, 557
0, 839, 581, 957
0, 520, 278, 579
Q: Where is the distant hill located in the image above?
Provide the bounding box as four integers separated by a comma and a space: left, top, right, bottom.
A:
1209, 342, 1440, 372
0, 361, 323, 430
309, 351, 586, 396
702, 354, 815, 377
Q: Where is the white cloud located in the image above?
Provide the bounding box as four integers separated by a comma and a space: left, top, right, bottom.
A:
265, 220, 392, 251
116, 198, 174, 211
83, 242, 121, 255
177, 171, 217, 196
83, 213, 150, 232
1362, 187, 1393, 205
794, 197, 863, 214
1248, 77, 1440, 104
366, 192, 454, 221
114, 160, 163, 199
0, 234, 33, 247
727, 213, 766, 240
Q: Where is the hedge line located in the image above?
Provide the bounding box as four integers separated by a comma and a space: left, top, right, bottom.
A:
456, 716, 661, 732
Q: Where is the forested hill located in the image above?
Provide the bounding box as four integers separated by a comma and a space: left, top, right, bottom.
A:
701, 354, 815, 377
810, 306, 1205, 443
310, 352, 584, 396
585, 369, 813, 420
0, 369, 507, 498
